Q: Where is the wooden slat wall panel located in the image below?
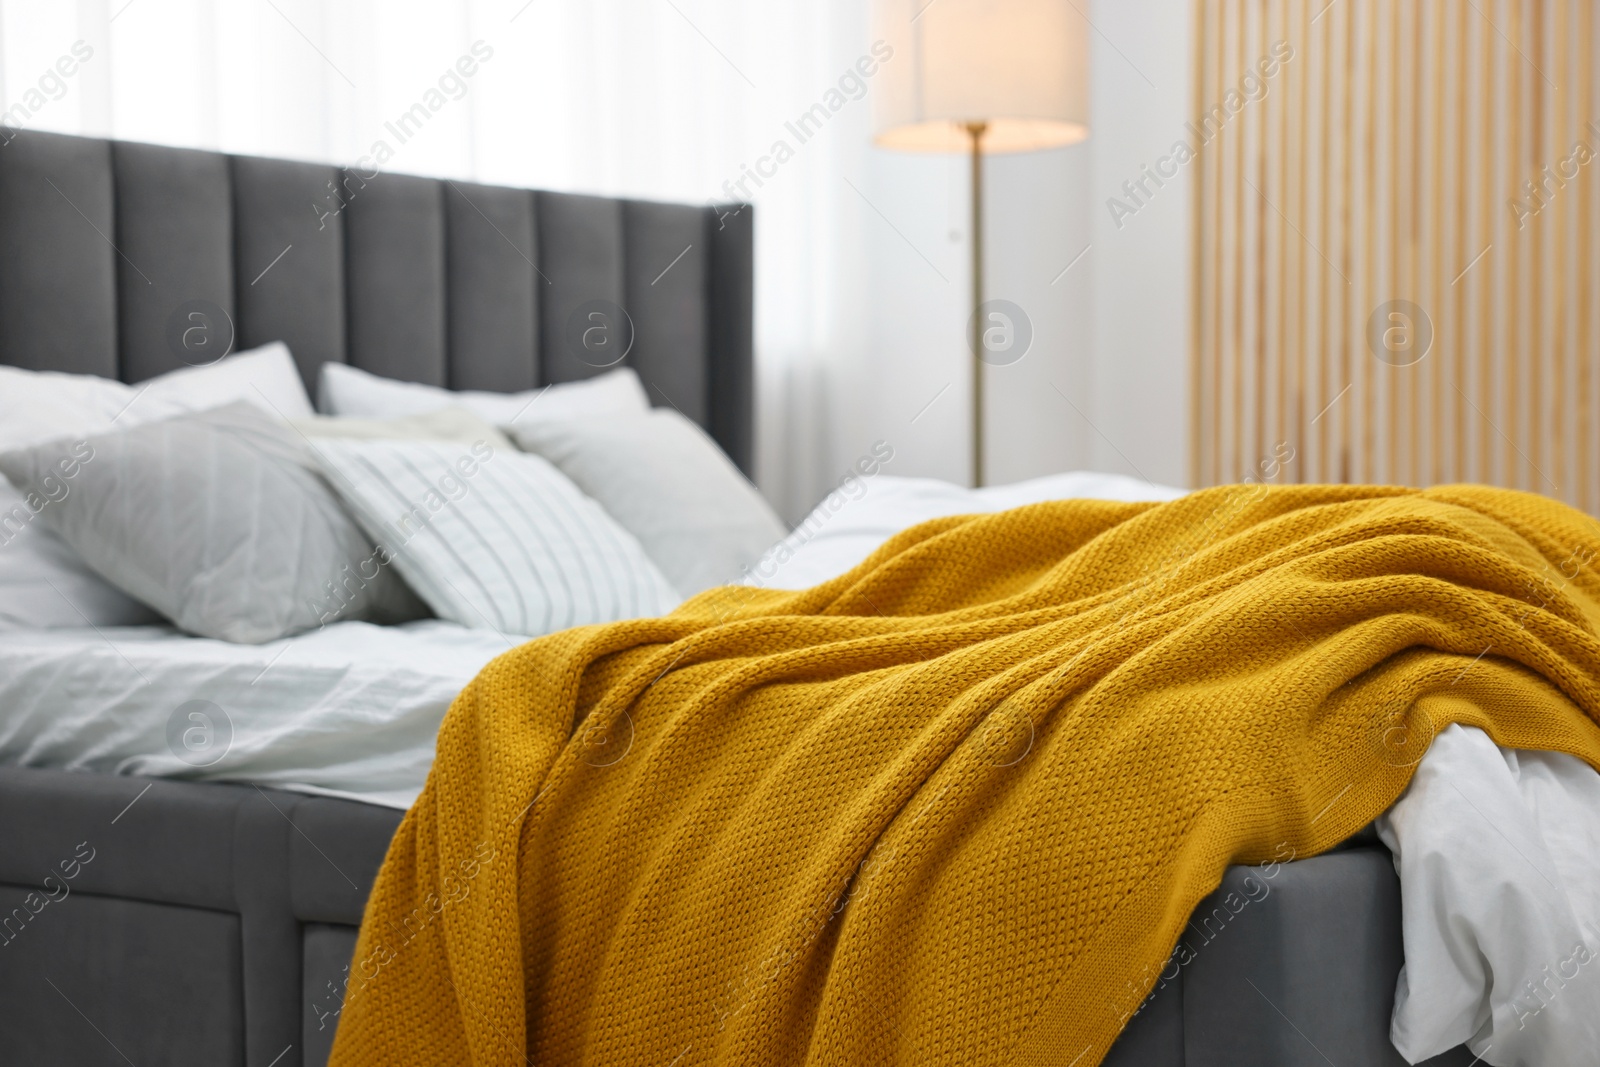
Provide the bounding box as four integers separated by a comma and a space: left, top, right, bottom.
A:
1194, 0, 1599, 510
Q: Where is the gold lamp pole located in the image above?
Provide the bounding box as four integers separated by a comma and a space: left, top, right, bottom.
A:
966, 120, 987, 488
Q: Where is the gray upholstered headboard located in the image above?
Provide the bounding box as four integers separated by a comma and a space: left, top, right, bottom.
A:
0, 129, 755, 473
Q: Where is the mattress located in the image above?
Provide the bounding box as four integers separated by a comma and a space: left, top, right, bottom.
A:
0, 619, 512, 808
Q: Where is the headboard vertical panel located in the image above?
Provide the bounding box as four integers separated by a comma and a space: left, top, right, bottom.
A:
443, 182, 539, 393
536, 192, 626, 386
0, 132, 118, 377
0, 131, 755, 476
111, 142, 235, 383
343, 171, 448, 386
622, 200, 709, 421
232, 155, 349, 391
706, 204, 755, 475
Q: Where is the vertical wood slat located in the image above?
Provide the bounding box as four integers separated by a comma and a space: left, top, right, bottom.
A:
1290, 0, 1300, 477
1192, 0, 1598, 514
1581, 0, 1595, 515
1507, 0, 1524, 491
1339, 0, 1355, 485
1528, 0, 1544, 492
1360, 0, 1378, 484
1321, 11, 1332, 479
1254, 0, 1269, 479
1232, 0, 1247, 482
1478, 0, 1495, 486
1430, 0, 1447, 488
1370, 1, 1386, 483
1207, 0, 1222, 486
1459, 0, 1465, 486
1314, 0, 1332, 483
1550, 0, 1567, 498
1280, 0, 1296, 480
1208, 0, 1225, 486
1398, 0, 1408, 483
1192, 0, 1210, 491
1406, 0, 1422, 487
1267, 0, 1283, 477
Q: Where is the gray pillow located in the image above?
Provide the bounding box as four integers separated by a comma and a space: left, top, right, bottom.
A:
509, 410, 787, 596
0, 401, 427, 643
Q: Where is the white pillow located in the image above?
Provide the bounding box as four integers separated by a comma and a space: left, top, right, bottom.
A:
130, 341, 313, 424
0, 343, 313, 631
0, 342, 311, 452
317, 362, 650, 426
510, 410, 786, 597
747, 471, 1188, 590
312, 437, 680, 636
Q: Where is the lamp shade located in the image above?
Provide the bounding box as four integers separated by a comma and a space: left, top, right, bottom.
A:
872, 0, 1090, 153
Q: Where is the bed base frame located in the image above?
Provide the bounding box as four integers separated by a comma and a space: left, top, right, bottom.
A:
0, 768, 1470, 1066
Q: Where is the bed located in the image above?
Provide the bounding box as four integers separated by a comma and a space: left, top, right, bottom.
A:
0, 130, 1480, 1066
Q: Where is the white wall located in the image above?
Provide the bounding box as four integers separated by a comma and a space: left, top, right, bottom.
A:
984, 143, 1098, 486
1087, 0, 1194, 489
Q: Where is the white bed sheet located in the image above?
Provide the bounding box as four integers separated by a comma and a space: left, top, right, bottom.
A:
747, 471, 1188, 590
0, 619, 513, 808
1379, 724, 1600, 1067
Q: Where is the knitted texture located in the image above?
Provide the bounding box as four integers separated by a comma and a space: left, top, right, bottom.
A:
329, 484, 1600, 1067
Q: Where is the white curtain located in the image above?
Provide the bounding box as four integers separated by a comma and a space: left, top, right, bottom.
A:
0, 0, 905, 520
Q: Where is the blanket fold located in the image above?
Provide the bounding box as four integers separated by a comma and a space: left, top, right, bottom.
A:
329, 484, 1600, 1066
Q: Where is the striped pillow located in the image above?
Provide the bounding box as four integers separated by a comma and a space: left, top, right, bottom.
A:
312, 437, 680, 636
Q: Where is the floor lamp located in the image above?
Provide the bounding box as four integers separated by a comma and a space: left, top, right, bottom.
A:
872, 0, 1090, 487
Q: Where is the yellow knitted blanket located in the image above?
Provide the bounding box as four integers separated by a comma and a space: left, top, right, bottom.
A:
330, 484, 1600, 1066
